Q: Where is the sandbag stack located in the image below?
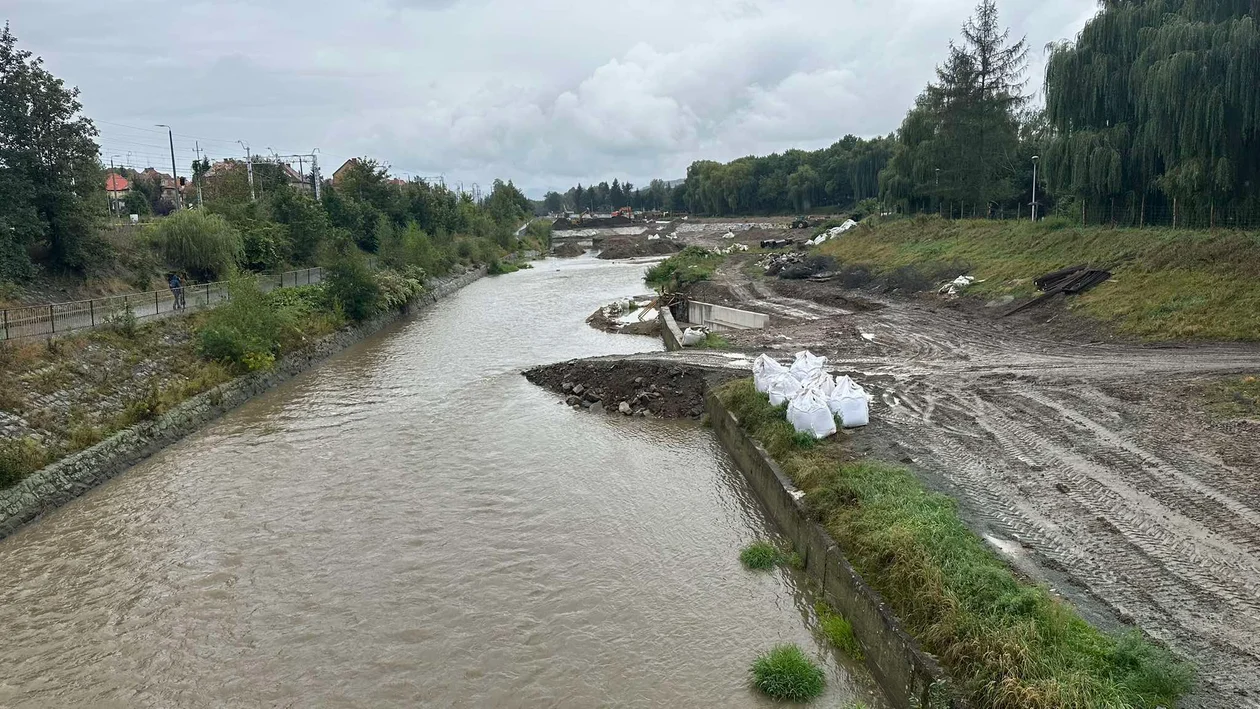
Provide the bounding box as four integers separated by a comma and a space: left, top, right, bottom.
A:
754, 350, 872, 438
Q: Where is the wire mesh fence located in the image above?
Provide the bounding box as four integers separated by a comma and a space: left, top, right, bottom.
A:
1, 267, 323, 343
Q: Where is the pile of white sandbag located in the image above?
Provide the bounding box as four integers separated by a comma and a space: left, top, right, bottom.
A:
751, 351, 871, 438
806, 219, 859, 247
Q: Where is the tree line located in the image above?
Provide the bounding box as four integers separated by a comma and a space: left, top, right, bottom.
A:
0, 23, 538, 284
545, 1, 1259, 224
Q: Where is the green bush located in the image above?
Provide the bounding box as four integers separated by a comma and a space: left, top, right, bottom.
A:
239, 219, 287, 271
375, 269, 425, 310
0, 437, 48, 489
324, 254, 380, 322
740, 541, 781, 570
644, 247, 721, 292
750, 644, 826, 702
197, 277, 292, 371
150, 210, 243, 280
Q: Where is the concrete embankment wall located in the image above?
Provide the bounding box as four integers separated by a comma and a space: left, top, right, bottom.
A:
705, 391, 955, 709
659, 307, 684, 351
0, 268, 485, 540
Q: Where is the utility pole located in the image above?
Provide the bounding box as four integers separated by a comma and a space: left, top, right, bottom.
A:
1031, 155, 1040, 222
311, 149, 321, 200
109, 155, 118, 219
238, 140, 255, 201
193, 142, 205, 207
155, 124, 182, 209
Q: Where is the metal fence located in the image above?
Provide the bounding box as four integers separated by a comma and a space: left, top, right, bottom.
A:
1, 267, 324, 342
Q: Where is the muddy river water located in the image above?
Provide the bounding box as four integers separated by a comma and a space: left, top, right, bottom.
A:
0, 256, 882, 708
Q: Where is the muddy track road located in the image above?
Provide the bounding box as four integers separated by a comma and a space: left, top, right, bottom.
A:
704, 262, 1260, 707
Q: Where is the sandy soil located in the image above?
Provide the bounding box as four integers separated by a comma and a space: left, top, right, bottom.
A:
694, 260, 1260, 708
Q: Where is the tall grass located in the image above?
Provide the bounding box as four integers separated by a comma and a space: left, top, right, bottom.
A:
750, 644, 827, 702
718, 379, 1192, 709
820, 216, 1260, 340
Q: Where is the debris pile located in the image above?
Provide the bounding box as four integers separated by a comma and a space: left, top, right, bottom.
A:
759, 238, 799, 250
1004, 264, 1113, 316
807, 219, 858, 246
938, 275, 979, 297
523, 359, 718, 419
713, 243, 750, 255
759, 252, 805, 276
587, 297, 660, 336
752, 351, 871, 438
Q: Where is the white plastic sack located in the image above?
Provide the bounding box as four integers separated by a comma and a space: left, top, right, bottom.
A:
767, 372, 803, 407
802, 369, 835, 398
680, 328, 707, 347
753, 355, 787, 394
789, 350, 827, 382
787, 388, 837, 439
828, 375, 870, 428
722, 231, 736, 240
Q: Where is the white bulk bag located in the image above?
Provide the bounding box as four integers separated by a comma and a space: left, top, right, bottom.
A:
767, 372, 803, 407
789, 350, 827, 382
802, 369, 835, 398
829, 376, 870, 428
753, 355, 786, 394
787, 388, 837, 439
680, 328, 707, 346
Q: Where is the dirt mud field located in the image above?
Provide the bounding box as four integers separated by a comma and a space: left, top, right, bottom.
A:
698, 258, 1260, 708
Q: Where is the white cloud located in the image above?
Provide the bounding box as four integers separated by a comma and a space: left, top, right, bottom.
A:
6, 0, 1098, 194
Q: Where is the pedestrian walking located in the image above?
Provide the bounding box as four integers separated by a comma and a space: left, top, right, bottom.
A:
168, 273, 185, 311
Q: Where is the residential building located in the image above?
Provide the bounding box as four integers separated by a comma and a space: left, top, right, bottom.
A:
332, 158, 361, 185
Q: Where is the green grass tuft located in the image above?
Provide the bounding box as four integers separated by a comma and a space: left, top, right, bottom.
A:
750, 644, 827, 702
816, 602, 863, 661
718, 378, 1193, 709
644, 246, 722, 292
740, 541, 781, 570
1204, 374, 1260, 418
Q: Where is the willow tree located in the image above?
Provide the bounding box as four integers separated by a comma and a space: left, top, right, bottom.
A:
1045, 0, 1260, 222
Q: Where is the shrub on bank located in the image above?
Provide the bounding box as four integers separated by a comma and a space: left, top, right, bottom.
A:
718, 378, 1192, 709
0, 437, 49, 490
324, 253, 380, 322
644, 247, 721, 292
750, 644, 826, 702
197, 277, 293, 371
150, 210, 243, 280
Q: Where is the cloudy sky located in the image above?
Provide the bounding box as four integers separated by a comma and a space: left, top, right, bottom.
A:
8, 0, 1096, 196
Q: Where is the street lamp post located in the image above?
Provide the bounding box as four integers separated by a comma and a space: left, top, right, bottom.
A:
155, 124, 182, 208
1031, 155, 1040, 222
935, 168, 941, 218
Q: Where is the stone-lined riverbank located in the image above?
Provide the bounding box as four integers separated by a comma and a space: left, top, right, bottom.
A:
0, 268, 485, 539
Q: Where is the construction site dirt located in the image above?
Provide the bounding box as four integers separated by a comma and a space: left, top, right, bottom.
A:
689, 256, 1260, 708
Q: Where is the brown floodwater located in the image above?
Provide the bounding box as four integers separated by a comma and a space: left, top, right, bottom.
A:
0, 256, 884, 708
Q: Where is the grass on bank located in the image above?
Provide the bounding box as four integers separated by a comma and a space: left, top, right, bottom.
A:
718, 378, 1192, 709
750, 644, 827, 702
816, 602, 864, 661
819, 216, 1260, 340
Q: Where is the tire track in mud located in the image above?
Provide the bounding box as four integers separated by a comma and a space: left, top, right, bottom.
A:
710, 267, 1260, 706
880, 379, 1260, 705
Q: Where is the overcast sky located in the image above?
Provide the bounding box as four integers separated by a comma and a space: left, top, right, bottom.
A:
8, 0, 1096, 197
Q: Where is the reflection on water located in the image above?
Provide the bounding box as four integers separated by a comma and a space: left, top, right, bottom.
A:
0, 256, 884, 708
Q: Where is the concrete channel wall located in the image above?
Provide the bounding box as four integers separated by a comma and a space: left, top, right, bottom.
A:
705, 391, 956, 709
659, 306, 685, 351
0, 268, 486, 541
687, 300, 770, 331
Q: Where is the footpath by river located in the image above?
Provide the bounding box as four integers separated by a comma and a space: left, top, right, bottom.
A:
0, 255, 883, 707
